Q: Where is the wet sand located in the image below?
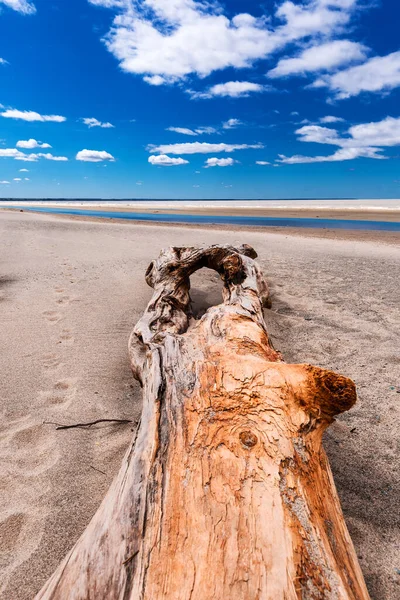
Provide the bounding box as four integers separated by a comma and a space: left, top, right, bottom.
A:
0, 210, 399, 599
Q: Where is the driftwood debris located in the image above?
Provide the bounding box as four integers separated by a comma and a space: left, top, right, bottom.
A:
36, 244, 370, 600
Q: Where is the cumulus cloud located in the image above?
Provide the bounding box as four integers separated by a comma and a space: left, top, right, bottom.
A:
0, 0, 36, 14
17, 138, 51, 149
13, 177, 22, 181
0, 180, 10, 184
0, 148, 29, 159
148, 142, 263, 155
205, 157, 237, 167
82, 117, 115, 128
76, 149, 115, 162
268, 39, 366, 78
0, 58, 8, 65
256, 160, 271, 165
189, 81, 267, 99
312, 51, 400, 99
19, 168, 29, 172
148, 154, 189, 166
222, 118, 243, 129
1, 109, 66, 122
88, 0, 359, 88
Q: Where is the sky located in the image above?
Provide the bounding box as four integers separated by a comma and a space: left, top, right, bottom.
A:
0, 0, 400, 199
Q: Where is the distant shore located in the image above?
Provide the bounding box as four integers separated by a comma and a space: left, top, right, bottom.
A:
1, 198, 400, 224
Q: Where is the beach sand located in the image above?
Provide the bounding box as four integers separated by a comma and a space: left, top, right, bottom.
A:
0, 210, 399, 599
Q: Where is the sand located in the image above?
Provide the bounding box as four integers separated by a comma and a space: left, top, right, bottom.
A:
0, 210, 399, 600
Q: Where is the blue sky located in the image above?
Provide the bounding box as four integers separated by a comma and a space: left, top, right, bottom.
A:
0, 0, 399, 199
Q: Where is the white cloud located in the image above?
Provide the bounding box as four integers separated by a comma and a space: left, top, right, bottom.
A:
19, 168, 29, 172
205, 157, 237, 167
38, 153, 68, 161
148, 154, 189, 166
0, 180, 10, 184
82, 117, 115, 128
89, 0, 359, 87
148, 142, 263, 155
196, 126, 217, 135
1, 109, 66, 122
222, 118, 243, 129
278, 147, 384, 164
166, 127, 198, 136
0, 58, 8, 65
280, 115, 400, 163
13, 177, 22, 181
143, 75, 166, 86
166, 126, 217, 136
0, 148, 29, 159
256, 160, 271, 165
268, 40, 366, 78
297, 117, 400, 148
76, 149, 115, 162
0, 0, 36, 14
17, 138, 52, 149
24, 177, 30, 180
319, 115, 345, 123
189, 81, 267, 99
313, 51, 400, 99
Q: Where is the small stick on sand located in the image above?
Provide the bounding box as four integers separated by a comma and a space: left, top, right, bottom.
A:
43, 419, 133, 430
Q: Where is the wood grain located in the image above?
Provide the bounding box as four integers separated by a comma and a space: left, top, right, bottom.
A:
36, 245, 370, 600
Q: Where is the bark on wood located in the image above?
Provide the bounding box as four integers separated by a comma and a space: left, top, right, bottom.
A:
36, 244, 370, 600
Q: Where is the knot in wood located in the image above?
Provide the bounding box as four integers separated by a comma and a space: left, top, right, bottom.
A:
239, 430, 258, 449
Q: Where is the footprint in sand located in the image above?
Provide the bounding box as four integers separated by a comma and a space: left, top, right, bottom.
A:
39, 379, 77, 407
42, 310, 63, 323
0, 514, 25, 552
42, 353, 62, 371
59, 328, 75, 344
55, 295, 70, 305
4, 421, 59, 475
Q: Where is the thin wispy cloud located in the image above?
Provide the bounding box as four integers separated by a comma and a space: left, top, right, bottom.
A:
82, 117, 114, 128
222, 119, 243, 130
0, 0, 36, 15
1, 108, 66, 122
278, 147, 384, 164
166, 126, 217, 136
268, 40, 367, 78
279, 115, 400, 163
148, 142, 263, 155
189, 82, 269, 100
319, 116, 345, 124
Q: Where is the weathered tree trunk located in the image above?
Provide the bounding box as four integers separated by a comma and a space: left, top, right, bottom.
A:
36, 245, 370, 600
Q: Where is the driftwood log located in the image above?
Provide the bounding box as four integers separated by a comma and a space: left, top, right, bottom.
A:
36, 245, 370, 600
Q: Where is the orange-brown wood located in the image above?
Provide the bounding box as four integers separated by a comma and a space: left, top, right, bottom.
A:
36, 245, 370, 600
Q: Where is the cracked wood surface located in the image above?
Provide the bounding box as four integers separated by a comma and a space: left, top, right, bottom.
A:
36, 244, 370, 600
